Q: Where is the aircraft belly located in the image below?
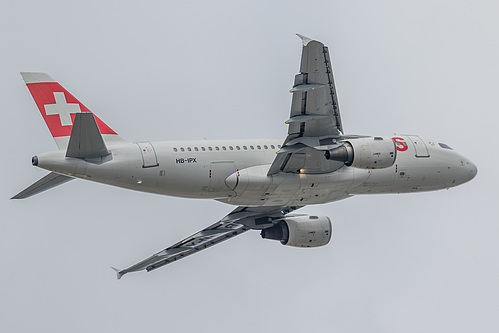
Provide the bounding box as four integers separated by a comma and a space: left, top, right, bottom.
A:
228, 166, 370, 207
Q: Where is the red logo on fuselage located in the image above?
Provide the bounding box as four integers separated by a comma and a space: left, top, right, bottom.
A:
392, 137, 408, 151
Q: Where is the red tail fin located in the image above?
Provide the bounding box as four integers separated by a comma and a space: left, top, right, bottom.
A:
21, 72, 121, 149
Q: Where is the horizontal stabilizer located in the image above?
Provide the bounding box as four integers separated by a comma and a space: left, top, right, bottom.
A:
111, 267, 124, 280
66, 113, 110, 159
11, 172, 74, 199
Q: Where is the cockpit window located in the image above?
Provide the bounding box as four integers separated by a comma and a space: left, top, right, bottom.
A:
438, 143, 453, 150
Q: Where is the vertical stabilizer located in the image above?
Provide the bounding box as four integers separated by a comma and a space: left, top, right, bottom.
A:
21, 72, 125, 149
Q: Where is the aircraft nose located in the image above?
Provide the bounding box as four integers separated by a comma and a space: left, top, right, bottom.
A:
458, 158, 477, 184
468, 160, 478, 181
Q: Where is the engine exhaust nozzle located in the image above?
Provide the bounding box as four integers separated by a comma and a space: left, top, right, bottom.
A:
324, 143, 353, 165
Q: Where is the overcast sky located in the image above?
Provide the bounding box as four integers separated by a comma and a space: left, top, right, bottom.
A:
1, 1, 498, 332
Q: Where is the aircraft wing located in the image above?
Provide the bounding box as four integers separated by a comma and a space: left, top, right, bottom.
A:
268, 34, 345, 175
113, 206, 299, 279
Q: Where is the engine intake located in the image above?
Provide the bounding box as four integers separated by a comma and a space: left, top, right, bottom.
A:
325, 137, 396, 169
261, 215, 332, 248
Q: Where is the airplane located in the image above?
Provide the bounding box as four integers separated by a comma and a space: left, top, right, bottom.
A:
12, 34, 477, 279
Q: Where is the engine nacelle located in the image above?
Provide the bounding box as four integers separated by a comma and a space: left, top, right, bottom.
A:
261, 215, 332, 248
325, 136, 396, 169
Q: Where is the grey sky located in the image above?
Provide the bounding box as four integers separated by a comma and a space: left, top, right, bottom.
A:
1, 1, 498, 332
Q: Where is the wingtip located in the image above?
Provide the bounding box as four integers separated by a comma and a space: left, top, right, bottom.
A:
296, 33, 313, 46
111, 267, 124, 280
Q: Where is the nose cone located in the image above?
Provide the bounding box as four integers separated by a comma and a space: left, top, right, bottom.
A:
455, 158, 477, 186
467, 160, 478, 182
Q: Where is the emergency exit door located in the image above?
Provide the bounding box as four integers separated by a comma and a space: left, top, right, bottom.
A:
408, 136, 429, 157
136, 142, 159, 168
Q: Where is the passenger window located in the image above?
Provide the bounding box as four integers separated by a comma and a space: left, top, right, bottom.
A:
201, 147, 206, 151
236, 146, 241, 150
277, 145, 281, 148
270, 145, 275, 149
180, 147, 185, 152
250, 145, 254, 150
257, 145, 261, 149
187, 147, 192, 151
194, 147, 199, 151
173, 148, 178, 152
243, 146, 248, 150
222, 146, 226, 150
215, 146, 220, 151
229, 146, 233, 150
264, 145, 268, 149
208, 147, 213, 151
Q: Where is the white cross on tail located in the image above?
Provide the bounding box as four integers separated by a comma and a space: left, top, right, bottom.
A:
44, 92, 81, 126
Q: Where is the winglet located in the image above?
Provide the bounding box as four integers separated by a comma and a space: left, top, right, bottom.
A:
296, 33, 313, 46
111, 267, 125, 280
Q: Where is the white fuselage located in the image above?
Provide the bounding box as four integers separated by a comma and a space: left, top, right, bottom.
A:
34, 135, 477, 207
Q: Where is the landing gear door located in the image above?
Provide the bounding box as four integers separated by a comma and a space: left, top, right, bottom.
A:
408, 136, 429, 157
136, 142, 159, 168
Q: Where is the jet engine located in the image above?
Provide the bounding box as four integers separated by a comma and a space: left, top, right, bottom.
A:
261, 215, 332, 248
324, 137, 396, 169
